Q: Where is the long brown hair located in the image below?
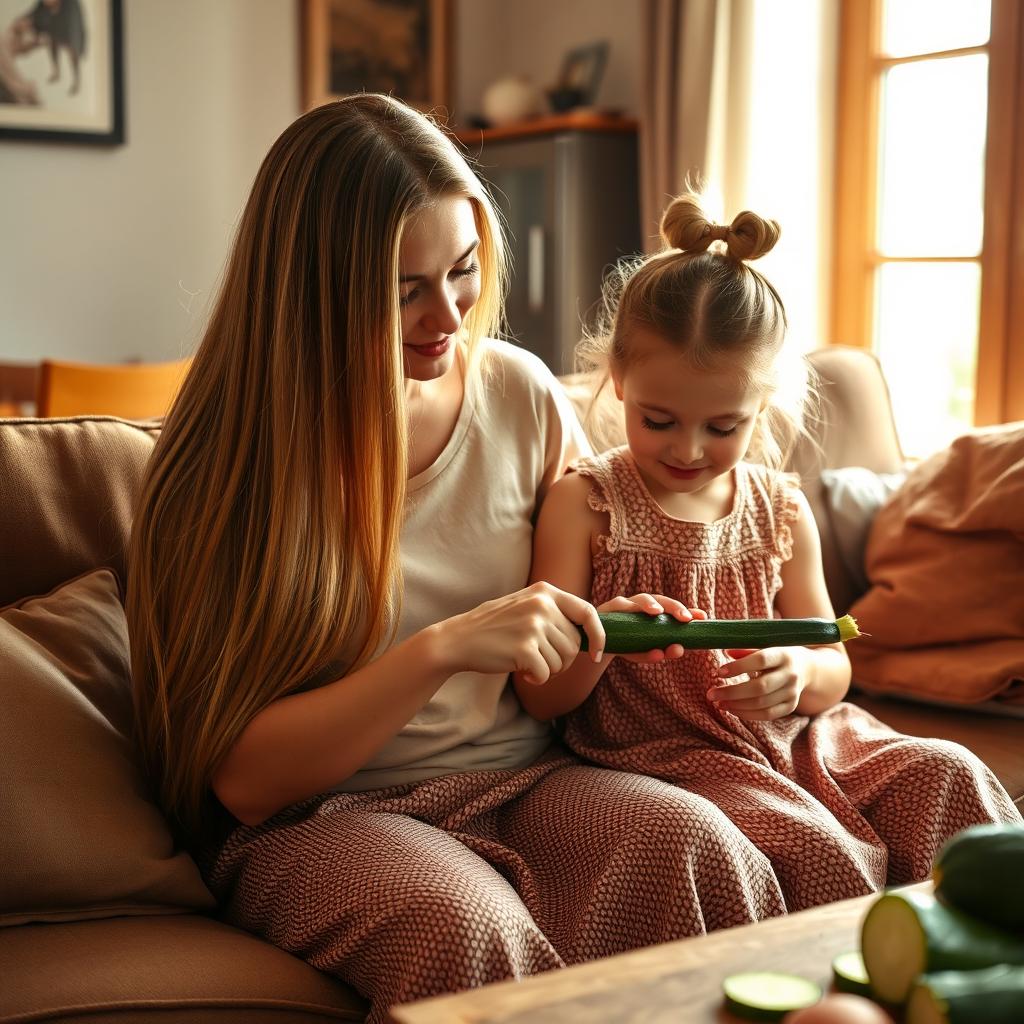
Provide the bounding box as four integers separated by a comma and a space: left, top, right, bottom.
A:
578, 193, 812, 469
128, 95, 506, 835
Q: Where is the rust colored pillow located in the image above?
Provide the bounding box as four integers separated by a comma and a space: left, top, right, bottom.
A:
848, 425, 1024, 711
0, 569, 215, 926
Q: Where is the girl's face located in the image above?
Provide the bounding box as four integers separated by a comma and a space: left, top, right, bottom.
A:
613, 326, 765, 497
398, 195, 482, 382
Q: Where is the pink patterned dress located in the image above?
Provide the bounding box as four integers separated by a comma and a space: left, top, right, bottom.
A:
564, 447, 1020, 911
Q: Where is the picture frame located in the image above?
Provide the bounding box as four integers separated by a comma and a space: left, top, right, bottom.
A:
553, 40, 609, 109
301, 0, 450, 114
0, 0, 124, 145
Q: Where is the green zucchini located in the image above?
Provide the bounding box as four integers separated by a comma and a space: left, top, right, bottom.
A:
577, 613, 860, 654
721, 971, 822, 1021
860, 888, 1024, 1005
906, 965, 1024, 1023
933, 823, 1024, 932
832, 950, 872, 997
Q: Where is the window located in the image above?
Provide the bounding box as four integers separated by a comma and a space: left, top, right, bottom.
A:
832, 0, 1024, 456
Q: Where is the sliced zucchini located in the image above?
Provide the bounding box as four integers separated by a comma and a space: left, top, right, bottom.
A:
721, 971, 821, 1021
933, 823, 1024, 932
577, 613, 860, 653
861, 888, 1024, 1005
906, 964, 1024, 1024
832, 950, 872, 997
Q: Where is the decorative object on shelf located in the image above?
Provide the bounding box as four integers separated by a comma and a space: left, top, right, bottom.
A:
0, 0, 124, 145
480, 74, 544, 127
547, 39, 608, 114
301, 0, 450, 113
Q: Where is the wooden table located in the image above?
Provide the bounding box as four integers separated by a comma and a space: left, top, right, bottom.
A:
389, 886, 922, 1023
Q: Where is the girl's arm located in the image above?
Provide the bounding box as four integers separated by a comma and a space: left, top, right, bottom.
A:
512, 472, 696, 721
213, 580, 605, 826
776, 490, 852, 713
512, 472, 609, 720
712, 489, 852, 719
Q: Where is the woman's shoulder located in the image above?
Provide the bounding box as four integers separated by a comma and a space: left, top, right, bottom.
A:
476, 338, 587, 440
477, 337, 561, 398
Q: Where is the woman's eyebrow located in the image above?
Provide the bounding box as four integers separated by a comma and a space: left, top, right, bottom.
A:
400, 240, 480, 282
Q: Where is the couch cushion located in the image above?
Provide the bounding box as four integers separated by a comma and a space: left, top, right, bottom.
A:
0, 416, 158, 608
0, 914, 367, 1022
0, 569, 214, 926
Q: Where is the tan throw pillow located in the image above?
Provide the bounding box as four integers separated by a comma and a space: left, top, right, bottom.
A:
0, 569, 215, 926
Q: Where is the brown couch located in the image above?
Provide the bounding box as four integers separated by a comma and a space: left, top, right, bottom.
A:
2, 346, 1020, 1024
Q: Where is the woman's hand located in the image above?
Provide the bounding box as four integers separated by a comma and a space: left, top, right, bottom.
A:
598, 593, 707, 665
708, 646, 812, 720
431, 581, 605, 685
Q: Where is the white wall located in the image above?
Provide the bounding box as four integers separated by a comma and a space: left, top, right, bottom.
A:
0, 0, 640, 364
3, 1, 838, 364
0, 0, 299, 363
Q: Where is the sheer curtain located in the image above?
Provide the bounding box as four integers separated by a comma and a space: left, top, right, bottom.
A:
640, 0, 839, 352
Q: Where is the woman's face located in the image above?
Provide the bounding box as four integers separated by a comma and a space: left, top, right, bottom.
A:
398, 195, 481, 382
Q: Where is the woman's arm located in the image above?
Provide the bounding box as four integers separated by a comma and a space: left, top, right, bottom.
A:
712, 489, 851, 719
213, 581, 606, 826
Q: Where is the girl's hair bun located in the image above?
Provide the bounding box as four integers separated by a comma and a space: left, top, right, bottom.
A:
660, 193, 780, 262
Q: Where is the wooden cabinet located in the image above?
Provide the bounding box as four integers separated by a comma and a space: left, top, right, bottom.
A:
458, 114, 641, 375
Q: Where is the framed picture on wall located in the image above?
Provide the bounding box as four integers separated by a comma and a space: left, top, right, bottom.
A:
301, 0, 449, 114
0, 0, 124, 144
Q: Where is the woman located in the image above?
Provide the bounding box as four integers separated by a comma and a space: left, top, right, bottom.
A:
128, 94, 785, 1023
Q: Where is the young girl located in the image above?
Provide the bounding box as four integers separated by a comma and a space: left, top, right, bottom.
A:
516, 194, 1021, 911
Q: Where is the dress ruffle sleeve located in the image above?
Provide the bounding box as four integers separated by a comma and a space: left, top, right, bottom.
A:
772, 471, 803, 564
570, 449, 628, 554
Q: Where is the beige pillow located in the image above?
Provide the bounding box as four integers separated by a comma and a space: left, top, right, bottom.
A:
0, 569, 215, 926
819, 466, 908, 600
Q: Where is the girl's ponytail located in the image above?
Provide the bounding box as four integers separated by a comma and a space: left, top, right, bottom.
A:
660, 194, 780, 263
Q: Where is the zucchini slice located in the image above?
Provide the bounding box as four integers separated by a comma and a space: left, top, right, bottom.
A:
861, 889, 1024, 1005
577, 613, 860, 653
721, 971, 821, 1021
906, 964, 1024, 1024
933, 823, 1024, 932
832, 950, 872, 997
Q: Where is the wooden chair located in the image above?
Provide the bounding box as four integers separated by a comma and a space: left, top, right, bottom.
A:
36, 358, 192, 419
0, 362, 39, 416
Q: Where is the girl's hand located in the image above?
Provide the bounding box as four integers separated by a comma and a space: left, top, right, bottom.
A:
434, 581, 605, 685
598, 593, 707, 665
708, 647, 812, 720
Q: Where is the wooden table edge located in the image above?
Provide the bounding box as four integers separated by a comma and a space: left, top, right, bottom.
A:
388, 883, 930, 1023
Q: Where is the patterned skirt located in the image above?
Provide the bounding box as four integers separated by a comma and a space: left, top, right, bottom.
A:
203, 744, 786, 1023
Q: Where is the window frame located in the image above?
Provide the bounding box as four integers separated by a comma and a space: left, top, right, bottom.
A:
831, 0, 1024, 425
